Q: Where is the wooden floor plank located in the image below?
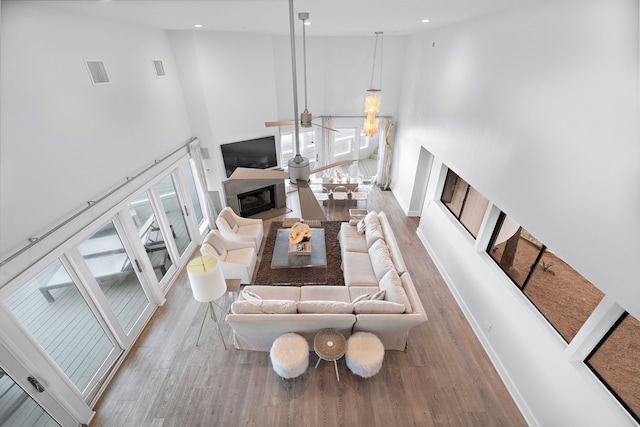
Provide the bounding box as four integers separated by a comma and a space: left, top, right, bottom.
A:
86, 186, 526, 426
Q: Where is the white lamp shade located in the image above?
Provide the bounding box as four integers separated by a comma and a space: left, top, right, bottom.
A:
187, 256, 227, 303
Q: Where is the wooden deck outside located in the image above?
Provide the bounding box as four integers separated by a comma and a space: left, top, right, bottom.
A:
86, 186, 527, 426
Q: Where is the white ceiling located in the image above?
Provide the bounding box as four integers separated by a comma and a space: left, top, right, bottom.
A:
18, 0, 543, 36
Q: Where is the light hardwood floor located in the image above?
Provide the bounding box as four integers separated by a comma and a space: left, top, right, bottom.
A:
86, 187, 526, 427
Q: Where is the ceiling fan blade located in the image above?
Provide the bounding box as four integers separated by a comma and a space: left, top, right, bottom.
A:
265, 120, 297, 127
312, 122, 339, 132
296, 180, 327, 221
309, 159, 353, 175
228, 167, 289, 180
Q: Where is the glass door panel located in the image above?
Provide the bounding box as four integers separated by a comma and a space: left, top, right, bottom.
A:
78, 222, 151, 335
3, 260, 120, 393
0, 367, 59, 426
182, 162, 205, 225
128, 192, 173, 282
157, 175, 191, 256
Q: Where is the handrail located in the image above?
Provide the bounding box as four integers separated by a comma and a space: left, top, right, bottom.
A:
0, 138, 196, 269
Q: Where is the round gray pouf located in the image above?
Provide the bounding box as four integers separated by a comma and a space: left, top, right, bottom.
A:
345, 332, 385, 378
270, 333, 309, 379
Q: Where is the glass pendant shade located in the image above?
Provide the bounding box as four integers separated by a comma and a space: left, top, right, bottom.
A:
364, 91, 381, 114
363, 115, 378, 136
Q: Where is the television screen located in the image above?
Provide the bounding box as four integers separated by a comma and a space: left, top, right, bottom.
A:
220, 136, 278, 178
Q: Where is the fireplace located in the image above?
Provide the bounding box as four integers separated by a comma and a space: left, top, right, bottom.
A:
222, 177, 286, 217
237, 185, 276, 217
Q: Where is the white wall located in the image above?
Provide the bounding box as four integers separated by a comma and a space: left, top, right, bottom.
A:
169, 31, 407, 190
169, 30, 283, 190
0, 2, 192, 258
395, 0, 639, 425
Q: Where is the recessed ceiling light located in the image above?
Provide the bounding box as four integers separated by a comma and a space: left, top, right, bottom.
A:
304, 21, 311, 26
194, 24, 203, 28
421, 19, 430, 23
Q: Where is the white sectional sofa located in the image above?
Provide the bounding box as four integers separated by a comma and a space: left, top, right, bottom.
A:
225, 211, 427, 351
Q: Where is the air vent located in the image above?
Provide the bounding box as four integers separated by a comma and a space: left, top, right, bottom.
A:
153, 60, 166, 78
85, 60, 110, 85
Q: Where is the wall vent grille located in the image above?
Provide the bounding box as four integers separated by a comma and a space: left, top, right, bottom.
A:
85, 60, 110, 85
153, 60, 166, 78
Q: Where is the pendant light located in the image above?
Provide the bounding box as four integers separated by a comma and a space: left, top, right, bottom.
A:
363, 31, 383, 136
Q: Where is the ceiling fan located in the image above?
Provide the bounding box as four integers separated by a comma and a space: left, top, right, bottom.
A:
264, 11, 337, 133
229, 0, 351, 221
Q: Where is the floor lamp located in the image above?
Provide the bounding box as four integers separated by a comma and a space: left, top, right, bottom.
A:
187, 255, 228, 350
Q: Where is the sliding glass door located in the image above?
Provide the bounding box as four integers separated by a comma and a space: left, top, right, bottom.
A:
0, 155, 210, 424
2, 258, 123, 398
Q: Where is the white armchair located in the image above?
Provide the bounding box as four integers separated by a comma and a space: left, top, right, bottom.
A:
215, 207, 264, 250
200, 230, 257, 284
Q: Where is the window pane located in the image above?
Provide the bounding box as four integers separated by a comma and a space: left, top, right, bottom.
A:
128, 192, 173, 280
182, 162, 204, 224
281, 133, 293, 168
78, 222, 150, 334
459, 187, 489, 238
488, 218, 539, 288
158, 175, 191, 256
440, 169, 488, 238
441, 170, 468, 217
334, 128, 355, 156
488, 214, 605, 342
523, 247, 604, 342
586, 313, 640, 422
4, 260, 116, 392
0, 368, 60, 426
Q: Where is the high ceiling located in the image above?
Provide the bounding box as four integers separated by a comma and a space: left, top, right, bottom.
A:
17, 0, 542, 36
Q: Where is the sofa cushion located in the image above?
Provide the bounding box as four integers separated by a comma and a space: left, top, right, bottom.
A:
297, 300, 354, 314
371, 289, 386, 300
300, 286, 351, 303
349, 286, 380, 301
241, 290, 262, 301
352, 293, 372, 303
352, 289, 386, 303
356, 219, 366, 234
343, 252, 379, 287
378, 269, 412, 313
354, 300, 406, 314
368, 239, 395, 282
364, 212, 385, 248
339, 223, 368, 253
242, 285, 301, 301
231, 299, 297, 314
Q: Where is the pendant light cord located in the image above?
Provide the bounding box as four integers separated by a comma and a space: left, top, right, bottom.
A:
288, 0, 300, 156
302, 15, 308, 111
369, 32, 383, 90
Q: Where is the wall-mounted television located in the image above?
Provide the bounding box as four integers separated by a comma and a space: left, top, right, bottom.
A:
220, 136, 278, 178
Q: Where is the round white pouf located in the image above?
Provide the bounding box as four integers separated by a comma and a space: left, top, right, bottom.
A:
270, 333, 309, 379
345, 332, 385, 378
